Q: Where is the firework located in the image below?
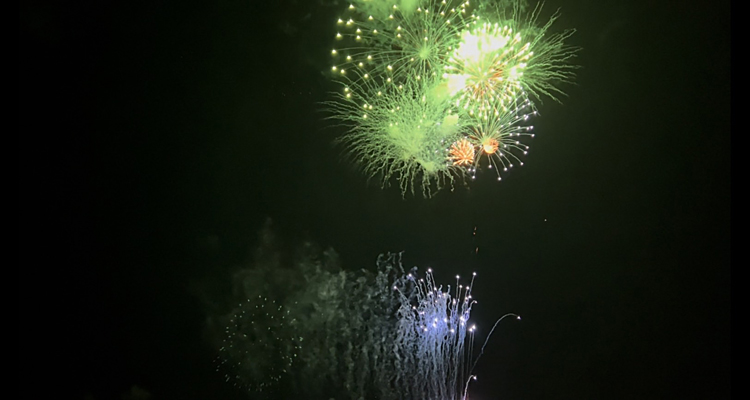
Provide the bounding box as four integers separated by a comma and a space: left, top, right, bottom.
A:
211, 232, 519, 399
443, 21, 532, 113
325, 0, 578, 195
387, 258, 477, 399
331, 0, 474, 88
215, 296, 300, 394
463, 90, 537, 180
325, 75, 468, 197
466, 0, 580, 104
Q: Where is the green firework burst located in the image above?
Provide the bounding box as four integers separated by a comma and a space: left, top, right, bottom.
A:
324, 0, 579, 196
325, 75, 468, 197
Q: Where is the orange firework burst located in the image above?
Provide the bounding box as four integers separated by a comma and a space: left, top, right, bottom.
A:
449, 139, 476, 166
480, 138, 499, 155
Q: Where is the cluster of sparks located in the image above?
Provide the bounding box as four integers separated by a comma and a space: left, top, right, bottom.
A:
390, 266, 479, 399
216, 296, 300, 393
215, 251, 519, 400
389, 258, 521, 400
326, 0, 577, 196
444, 21, 531, 113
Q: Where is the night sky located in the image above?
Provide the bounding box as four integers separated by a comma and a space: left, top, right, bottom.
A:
20, 0, 730, 399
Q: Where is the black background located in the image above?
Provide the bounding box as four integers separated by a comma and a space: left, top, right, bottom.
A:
20, 0, 730, 399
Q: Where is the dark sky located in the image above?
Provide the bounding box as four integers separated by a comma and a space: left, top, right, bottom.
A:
20, 0, 730, 399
